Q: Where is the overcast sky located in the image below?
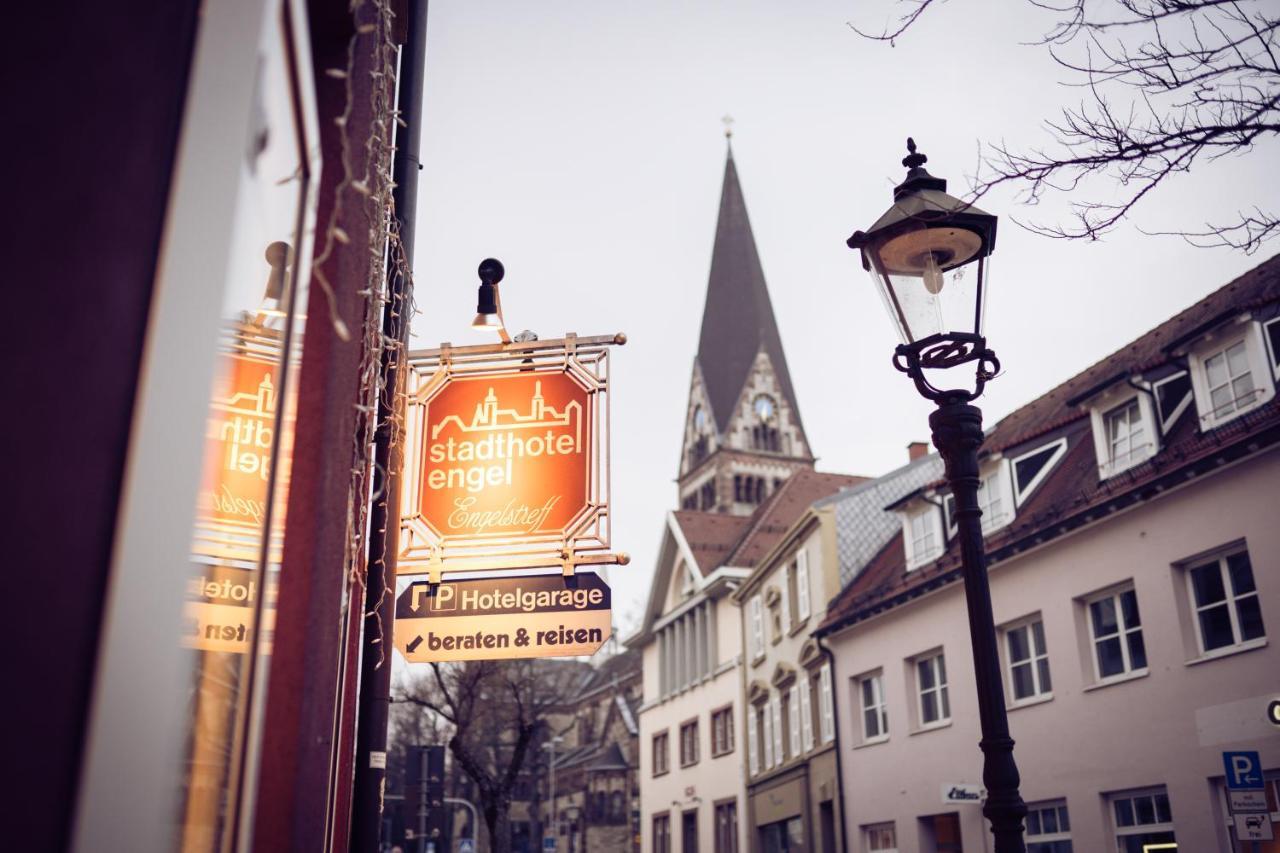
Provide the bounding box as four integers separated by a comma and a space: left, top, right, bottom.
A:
407, 0, 1280, 637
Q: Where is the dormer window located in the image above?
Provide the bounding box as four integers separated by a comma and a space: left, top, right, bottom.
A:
941, 462, 1013, 537
1089, 388, 1159, 480
1186, 318, 1276, 430
1011, 437, 1068, 505
1204, 341, 1256, 419
903, 504, 944, 570
1153, 372, 1193, 432
1105, 399, 1150, 471
976, 460, 1014, 535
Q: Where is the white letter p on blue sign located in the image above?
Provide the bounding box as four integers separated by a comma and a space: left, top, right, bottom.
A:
1223, 751, 1263, 790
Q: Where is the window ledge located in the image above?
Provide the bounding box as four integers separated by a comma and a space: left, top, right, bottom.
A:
1199, 399, 1267, 433
854, 735, 889, 750
1008, 693, 1054, 711
1082, 669, 1149, 693
1185, 637, 1267, 667
788, 617, 810, 638
909, 719, 953, 736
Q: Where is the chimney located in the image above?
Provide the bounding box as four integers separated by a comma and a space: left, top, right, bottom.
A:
908, 441, 929, 462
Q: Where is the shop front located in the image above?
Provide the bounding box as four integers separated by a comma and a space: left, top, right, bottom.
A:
751, 768, 810, 853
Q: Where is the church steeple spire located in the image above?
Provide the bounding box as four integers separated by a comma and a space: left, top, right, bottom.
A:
676, 141, 814, 515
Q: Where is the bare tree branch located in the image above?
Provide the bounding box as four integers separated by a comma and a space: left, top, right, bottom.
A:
850, 0, 1280, 253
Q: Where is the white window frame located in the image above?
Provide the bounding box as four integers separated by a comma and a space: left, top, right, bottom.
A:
779, 571, 792, 636
799, 673, 814, 752
1085, 585, 1148, 682
1002, 616, 1052, 705
1091, 390, 1159, 480
914, 652, 950, 728
1184, 547, 1266, 656
746, 705, 759, 776
1108, 786, 1175, 847
977, 458, 1015, 535
770, 694, 784, 765
903, 504, 944, 570
1187, 318, 1276, 430
856, 670, 889, 743
795, 550, 811, 622
760, 701, 774, 769
1024, 800, 1072, 850
864, 822, 898, 852
1152, 371, 1194, 433
788, 684, 802, 757
1010, 437, 1068, 506
818, 662, 835, 743
749, 595, 764, 662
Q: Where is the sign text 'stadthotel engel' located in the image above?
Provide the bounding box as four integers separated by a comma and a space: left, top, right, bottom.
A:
398, 334, 625, 579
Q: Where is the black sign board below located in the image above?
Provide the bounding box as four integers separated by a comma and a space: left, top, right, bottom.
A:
394, 572, 611, 662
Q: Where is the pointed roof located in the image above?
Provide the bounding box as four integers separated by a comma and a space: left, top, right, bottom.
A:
695, 148, 807, 443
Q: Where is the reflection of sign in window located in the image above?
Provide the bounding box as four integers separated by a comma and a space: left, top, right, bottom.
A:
200, 351, 279, 530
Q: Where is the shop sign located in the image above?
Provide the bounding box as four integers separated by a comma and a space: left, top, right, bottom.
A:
399, 334, 625, 580
941, 783, 984, 804
393, 572, 611, 662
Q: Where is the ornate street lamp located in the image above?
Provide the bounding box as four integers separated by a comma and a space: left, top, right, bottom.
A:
848, 138, 1027, 853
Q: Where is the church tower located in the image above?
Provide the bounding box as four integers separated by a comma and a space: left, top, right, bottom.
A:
677, 141, 814, 515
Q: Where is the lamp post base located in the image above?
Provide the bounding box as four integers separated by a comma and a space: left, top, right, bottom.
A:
930, 400, 1027, 853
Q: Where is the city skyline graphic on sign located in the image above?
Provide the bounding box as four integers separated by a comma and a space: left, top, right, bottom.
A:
431, 379, 583, 450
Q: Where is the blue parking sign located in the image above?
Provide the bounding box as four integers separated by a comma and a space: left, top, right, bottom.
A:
1223, 751, 1264, 790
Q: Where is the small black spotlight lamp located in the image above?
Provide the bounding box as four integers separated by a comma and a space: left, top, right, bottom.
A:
472, 257, 511, 343
849, 139, 1027, 853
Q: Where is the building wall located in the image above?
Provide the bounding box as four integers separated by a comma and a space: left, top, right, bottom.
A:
639, 594, 749, 853
827, 449, 1280, 853
740, 517, 845, 853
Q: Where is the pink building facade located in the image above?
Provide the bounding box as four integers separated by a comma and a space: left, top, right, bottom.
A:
819, 256, 1280, 853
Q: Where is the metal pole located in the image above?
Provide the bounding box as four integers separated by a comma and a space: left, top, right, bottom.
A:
549, 745, 557, 847
444, 797, 478, 845
418, 749, 428, 853
929, 400, 1027, 853
350, 1, 428, 851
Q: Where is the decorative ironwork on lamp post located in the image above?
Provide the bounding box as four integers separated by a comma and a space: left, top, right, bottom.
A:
848, 138, 1027, 852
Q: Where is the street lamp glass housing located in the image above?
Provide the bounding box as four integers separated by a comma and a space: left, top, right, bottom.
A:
849, 140, 997, 347
848, 139, 1001, 403
855, 195, 996, 346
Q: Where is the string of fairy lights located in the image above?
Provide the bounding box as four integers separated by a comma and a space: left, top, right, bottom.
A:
309, 0, 415, 674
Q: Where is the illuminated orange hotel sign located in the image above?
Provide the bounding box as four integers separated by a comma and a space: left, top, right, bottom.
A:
399, 334, 624, 579
419, 373, 587, 540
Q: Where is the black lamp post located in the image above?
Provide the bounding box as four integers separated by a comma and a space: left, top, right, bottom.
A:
848, 139, 1027, 852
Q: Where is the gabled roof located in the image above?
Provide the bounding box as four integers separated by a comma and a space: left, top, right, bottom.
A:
695, 147, 807, 445
985, 252, 1280, 455
724, 469, 867, 568
573, 647, 641, 700
818, 252, 1280, 638
671, 511, 753, 576
814, 452, 945, 588
628, 472, 864, 647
